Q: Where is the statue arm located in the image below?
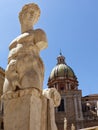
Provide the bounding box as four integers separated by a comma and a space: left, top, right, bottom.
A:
43, 88, 61, 107
34, 29, 48, 50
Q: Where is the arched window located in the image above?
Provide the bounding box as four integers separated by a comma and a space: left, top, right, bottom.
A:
58, 99, 65, 112
60, 87, 64, 91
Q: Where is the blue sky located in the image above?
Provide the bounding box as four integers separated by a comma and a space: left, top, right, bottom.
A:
0, 0, 98, 96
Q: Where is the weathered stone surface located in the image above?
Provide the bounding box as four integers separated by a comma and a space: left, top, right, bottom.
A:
43, 88, 61, 107
43, 88, 61, 130
2, 88, 61, 130
41, 96, 47, 130
3, 90, 42, 130
2, 3, 60, 130
3, 3, 48, 94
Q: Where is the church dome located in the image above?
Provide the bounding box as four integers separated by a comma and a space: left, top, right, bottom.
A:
48, 53, 77, 81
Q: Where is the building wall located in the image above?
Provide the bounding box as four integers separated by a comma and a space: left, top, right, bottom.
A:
55, 90, 84, 130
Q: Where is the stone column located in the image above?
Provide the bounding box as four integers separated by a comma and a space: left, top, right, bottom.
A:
97, 101, 98, 116
74, 95, 78, 120
78, 97, 83, 120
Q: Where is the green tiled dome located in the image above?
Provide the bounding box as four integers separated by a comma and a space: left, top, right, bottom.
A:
49, 53, 77, 80
49, 63, 76, 80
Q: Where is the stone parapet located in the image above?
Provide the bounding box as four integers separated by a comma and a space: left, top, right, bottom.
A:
80, 126, 98, 130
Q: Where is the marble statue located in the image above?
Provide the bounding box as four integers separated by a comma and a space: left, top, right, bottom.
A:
43, 88, 61, 130
2, 3, 61, 130
64, 117, 67, 130
3, 3, 47, 93
43, 88, 61, 107
71, 124, 75, 130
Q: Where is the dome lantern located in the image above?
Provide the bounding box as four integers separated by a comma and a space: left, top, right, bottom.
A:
57, 52, 66, 65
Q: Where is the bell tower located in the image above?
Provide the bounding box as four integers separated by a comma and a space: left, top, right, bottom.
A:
47, 53, 83, 130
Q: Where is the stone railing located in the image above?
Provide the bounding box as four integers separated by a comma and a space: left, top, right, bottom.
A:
80, 126, 98, 130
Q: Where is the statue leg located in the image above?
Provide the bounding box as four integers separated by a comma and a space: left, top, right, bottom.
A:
3, 78, 13, 93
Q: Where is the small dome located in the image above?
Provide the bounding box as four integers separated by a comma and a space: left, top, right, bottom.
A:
48, 53, 77, 81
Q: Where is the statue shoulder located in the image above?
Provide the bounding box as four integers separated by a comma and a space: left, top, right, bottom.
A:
9, 37, 18, 50
34, 29, 48, 50
34, 28, 46, 35
9, 33, 31, 50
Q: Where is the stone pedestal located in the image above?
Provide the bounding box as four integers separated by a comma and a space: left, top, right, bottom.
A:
2, 89, 42, 130
2, 87, 60, 130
